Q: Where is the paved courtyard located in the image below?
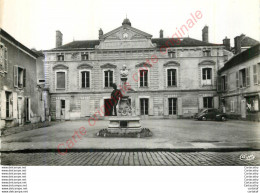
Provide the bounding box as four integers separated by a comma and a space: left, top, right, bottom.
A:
1, 151, 260, 166
1, 119, 260, 151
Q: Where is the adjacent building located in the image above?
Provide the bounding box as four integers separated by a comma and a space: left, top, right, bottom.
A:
218, 43, 260, 121
0, 28, 43, 129
43, 18, 231, 120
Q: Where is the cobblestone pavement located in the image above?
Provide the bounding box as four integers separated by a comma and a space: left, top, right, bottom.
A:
1, 151, 260, 166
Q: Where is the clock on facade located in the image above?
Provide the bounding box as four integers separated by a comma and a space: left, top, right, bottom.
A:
123, 33, 128, 39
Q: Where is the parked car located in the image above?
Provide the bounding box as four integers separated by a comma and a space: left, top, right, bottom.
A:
194, 108, 227, 121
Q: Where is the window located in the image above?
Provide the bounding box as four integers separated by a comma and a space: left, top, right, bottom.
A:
239, 68, 246, 87
6, 92, 12, 118
140, 70, 148, 87
81, 71, 90, 88
202, 68, 212, 85
14, 66, 26, 88
140, 98, 149, 115
168, 98, 177, 115
61, 100, 65, 109
203, 50, 211, 57
56, 72, 66, 89
221, 75, 227, 91
230, 101, 235, 112
168, 51, 176, 58
38, 79, 45, 84
57, 54, 64, 61
246, 96, 259, 112
167, 69, 177, 86
104, 70, 113, 88
81, 53, 89, 61
203, 97, 213, 108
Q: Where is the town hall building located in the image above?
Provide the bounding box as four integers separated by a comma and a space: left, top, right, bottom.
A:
43, 18, 230, 120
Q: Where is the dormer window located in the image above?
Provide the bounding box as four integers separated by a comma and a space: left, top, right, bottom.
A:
168, 51, 176, 58
203, 50, 211, 57
57, 53, 64, 61
81, 53, 89, 61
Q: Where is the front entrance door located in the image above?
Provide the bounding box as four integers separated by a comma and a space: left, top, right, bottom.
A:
104, 99, 113, 116
61, 99, 66, 120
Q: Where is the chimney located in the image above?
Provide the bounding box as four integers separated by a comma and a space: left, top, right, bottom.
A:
99, 28, 103, 39
202, 26, 208, 43
223, 37, 231, 51
234, 36, 241, 54
56, 30, 63, 48
160, 29, 163, 38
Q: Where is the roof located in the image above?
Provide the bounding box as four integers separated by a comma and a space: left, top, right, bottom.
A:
240, 34, 259, 47
0, 28, 39, 58
151, 37, 221, 47
219, 43, 260, 73
51, 37, 221, 51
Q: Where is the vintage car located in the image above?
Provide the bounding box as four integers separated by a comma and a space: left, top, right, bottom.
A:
194, 108, 227, 121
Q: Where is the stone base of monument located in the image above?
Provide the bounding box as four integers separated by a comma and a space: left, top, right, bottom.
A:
97, 116, 152, 138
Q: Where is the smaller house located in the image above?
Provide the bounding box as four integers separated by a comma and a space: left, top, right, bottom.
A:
218, 43, 260, 121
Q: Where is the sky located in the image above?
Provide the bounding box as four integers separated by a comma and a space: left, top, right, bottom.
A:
0, 0, 259, 50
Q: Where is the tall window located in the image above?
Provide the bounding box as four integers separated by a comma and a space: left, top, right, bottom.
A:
202, 68, 212, 85
221, 75, 227, 91
239, 68, 246, 87
203, 97, 213, 108
140, 70, 148, 87
140, 98, 149, 115
203, 50, 211, 57
57, 54, 64, 61
81, 71, 90, 88
168, 98, 177, 115
56, 72, 66, 89
14, 66, 26, 88
6, 91, 12, 118
168, 51, 176, 58
167, 69, 177, 86
104, 70, 113, 88
81, 53, 89, 61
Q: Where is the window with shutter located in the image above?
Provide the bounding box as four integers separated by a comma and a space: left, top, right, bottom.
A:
236, 71, 239, 88
202, 68, 212, 85
0, 44, 3, 72
56, 72, 66, 89
4, 47, 8, 72
13, 66, 18, 88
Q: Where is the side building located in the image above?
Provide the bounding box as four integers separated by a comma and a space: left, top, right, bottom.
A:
0, 28, 42, 129
218, 43, 260, 121
43, 19, 231, 121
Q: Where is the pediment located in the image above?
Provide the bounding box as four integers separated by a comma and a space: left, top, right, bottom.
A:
135, 62, 152, 68
101, 25, 152, 41
53, 64, 68, 70
198, 60, 216, 65
77, 64, 93, 69
100, 63, 117, 69
163, 61, 180, 67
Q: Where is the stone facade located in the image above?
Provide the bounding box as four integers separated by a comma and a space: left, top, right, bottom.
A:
0, 29, 42, 129
218, 44, 260, 121
44, 19, 230, 121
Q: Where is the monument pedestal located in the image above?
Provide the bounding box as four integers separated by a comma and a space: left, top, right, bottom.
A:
107, 116, 141, 133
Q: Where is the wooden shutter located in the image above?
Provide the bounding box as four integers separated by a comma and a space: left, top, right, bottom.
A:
23, 69, 26, 87
56, 99, 61, 119
12, 92, 18, 119
0, 46, 3, 71
236, 71, 239, 89
177, 98, 182, 116
24, 97, 28, 121
81, 98, 90, 117
214, 96, 219, 109
149, 97, 153, 115
217, 76, 222, 91
199, 97, 203, 109
135, 97, 140, 115
1, 91, 6, 119
164, 97, 169, 116
225, 75, 228, 91
4, 48, 8, 72
253, 65, 257, 85
246, 67, 250, 87
13, 66, 18, 88
258, 64, 260, 84
65, 99, 70, 120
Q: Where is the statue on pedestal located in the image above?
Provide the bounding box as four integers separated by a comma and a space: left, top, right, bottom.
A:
110, 83, 122, 116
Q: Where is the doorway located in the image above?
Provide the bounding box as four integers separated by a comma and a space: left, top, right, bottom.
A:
61, 99, 66, 120
104, 99, 113, 116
